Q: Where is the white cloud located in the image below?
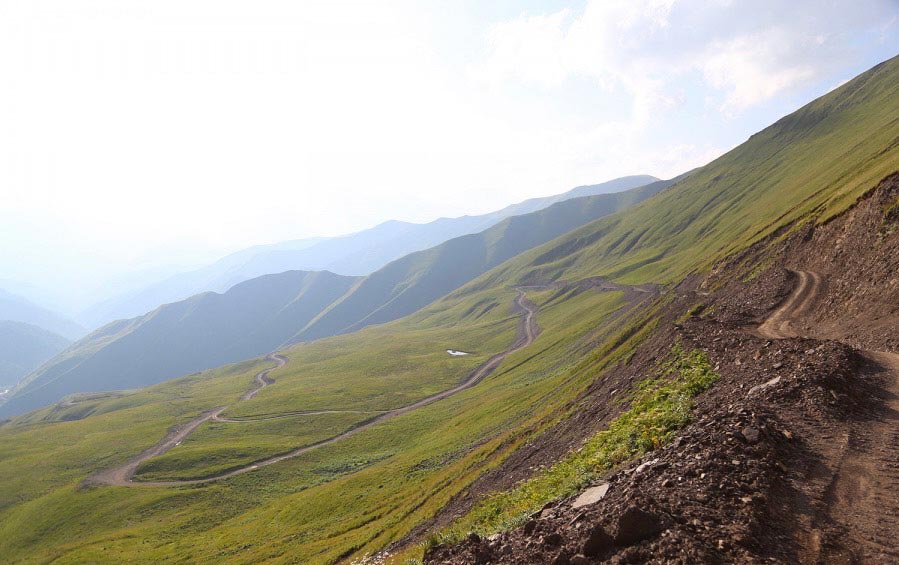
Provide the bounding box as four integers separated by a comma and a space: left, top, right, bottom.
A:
474, 0, 896, 118
701, 29, 818, 114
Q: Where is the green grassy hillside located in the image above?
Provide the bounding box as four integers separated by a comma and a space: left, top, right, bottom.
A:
0, 281, 630, 563
0, 321, 70, 388
0, 271, 360, 418
0, 56, 895, 564
294, 178, 674, 342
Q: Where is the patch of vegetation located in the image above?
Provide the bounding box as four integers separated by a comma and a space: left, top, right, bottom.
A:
884, 197, 899, 223
742, 255, 774, 283
676, 302, 706, 324
437, 343, 718, 540
882, 196, 899, 236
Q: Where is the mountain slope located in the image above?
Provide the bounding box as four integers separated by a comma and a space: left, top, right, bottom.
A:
0, 270, 359, 418
0, 290, 85, 340
0, 57, 896, 564
0, 179, 666, 418
79, 176, 656, 328
293, 178, 674, 342
461, 56, 899, 294
0, 321, 70, 388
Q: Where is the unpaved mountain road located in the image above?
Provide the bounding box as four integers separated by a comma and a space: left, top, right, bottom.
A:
214, 408, 385, 423
758, 270, 899, 562
756, 270, 822, 340
90, 290, 540, 487
241, 354, 286, 401
88, 353, 287, 487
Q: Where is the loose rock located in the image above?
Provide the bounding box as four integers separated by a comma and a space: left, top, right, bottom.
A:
614, 506, 664, 546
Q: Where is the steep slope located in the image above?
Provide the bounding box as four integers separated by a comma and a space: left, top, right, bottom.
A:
425, 173, 899, 564
456, 57, 899, 296
0, 321, 70, 388
0, 271, 359, 418
0, 289, 85, 340
81, 176, 656, 328
294, 178, 674, 342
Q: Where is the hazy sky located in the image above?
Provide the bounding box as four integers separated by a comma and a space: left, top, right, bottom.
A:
1, 0, 897, 300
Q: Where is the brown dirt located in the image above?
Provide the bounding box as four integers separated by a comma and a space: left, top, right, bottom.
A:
422, 173, 899, 564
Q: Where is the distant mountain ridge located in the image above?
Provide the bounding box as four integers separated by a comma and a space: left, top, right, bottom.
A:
0, 289, 85, 340
0, 321, 70, 388
0, 270, 359, 417
78, 175, 657, 329
0, 177, 666, 418
291, 177, 677, 343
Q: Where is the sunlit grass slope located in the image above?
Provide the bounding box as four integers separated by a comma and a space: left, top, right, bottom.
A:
462, 55, 899, 290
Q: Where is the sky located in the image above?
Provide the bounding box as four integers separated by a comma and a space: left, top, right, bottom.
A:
1, 0, 897, 310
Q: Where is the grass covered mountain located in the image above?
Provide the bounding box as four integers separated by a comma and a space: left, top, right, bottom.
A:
0, 321, 70, 388
79, 175, 656, 329
0, 271, 359, 418
0, 57, 895, 564
293, 177, 675, 342
0, 179, 667, 419
0, 289, 85, 340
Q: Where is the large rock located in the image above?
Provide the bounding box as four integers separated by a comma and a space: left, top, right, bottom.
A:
571, 483, 610, 508
613, 506, 664, 546
582, 525, 613, 556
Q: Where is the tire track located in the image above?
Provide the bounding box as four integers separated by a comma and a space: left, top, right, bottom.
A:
757, 269, 899, 562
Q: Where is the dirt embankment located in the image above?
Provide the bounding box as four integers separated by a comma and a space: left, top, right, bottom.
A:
424, 174, 899, 564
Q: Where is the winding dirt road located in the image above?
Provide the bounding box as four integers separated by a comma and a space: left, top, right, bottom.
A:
90, 290, 540, 487
758, 270, 899, 562
241, 354, 287, 401
757, 270, 821, 339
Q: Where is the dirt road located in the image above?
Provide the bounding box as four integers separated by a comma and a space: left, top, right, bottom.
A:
90, 291, 540, 487
756, 270, 820, 339
88, 353, 287, 487
241, 354, 287, 401
758, 270, 899, 562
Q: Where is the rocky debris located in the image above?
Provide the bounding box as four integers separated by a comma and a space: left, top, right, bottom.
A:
633, 458, 658, 474
739, 426, 760, 444
747, 376, 781, 396
543, 532, 563, 547
424, 314, 863, 564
